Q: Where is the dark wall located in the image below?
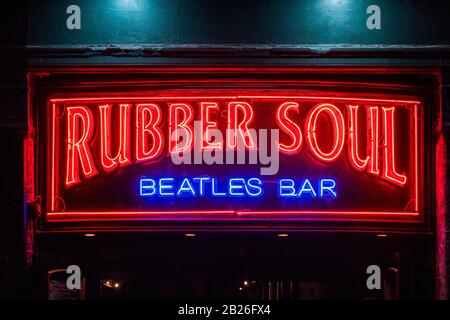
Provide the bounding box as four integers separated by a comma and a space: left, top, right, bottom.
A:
27, 0, 450, 47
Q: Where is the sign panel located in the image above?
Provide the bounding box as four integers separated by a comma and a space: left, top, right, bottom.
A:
46, 89, 422, 222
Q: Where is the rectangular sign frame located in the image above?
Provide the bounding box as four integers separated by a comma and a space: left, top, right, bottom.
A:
30, 67, 436, 232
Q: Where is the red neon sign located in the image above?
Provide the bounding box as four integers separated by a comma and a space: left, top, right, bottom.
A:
46, 91, 422, 223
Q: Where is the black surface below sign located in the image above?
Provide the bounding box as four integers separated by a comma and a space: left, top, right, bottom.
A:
27, 0, 450, 49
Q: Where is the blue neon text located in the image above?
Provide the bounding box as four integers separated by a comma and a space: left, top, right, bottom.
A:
140, 177, 263, 198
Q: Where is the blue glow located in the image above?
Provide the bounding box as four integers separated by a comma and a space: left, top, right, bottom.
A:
140, 177, 264, 198
192, 177, 210, 196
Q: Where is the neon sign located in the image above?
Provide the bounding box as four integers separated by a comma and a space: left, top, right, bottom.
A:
46, 91, 422, 222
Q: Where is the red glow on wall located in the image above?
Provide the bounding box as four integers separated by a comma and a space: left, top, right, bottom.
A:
65, 106, 98, 187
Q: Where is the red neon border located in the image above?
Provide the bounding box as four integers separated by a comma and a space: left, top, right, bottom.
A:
48, 95, 421, 222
